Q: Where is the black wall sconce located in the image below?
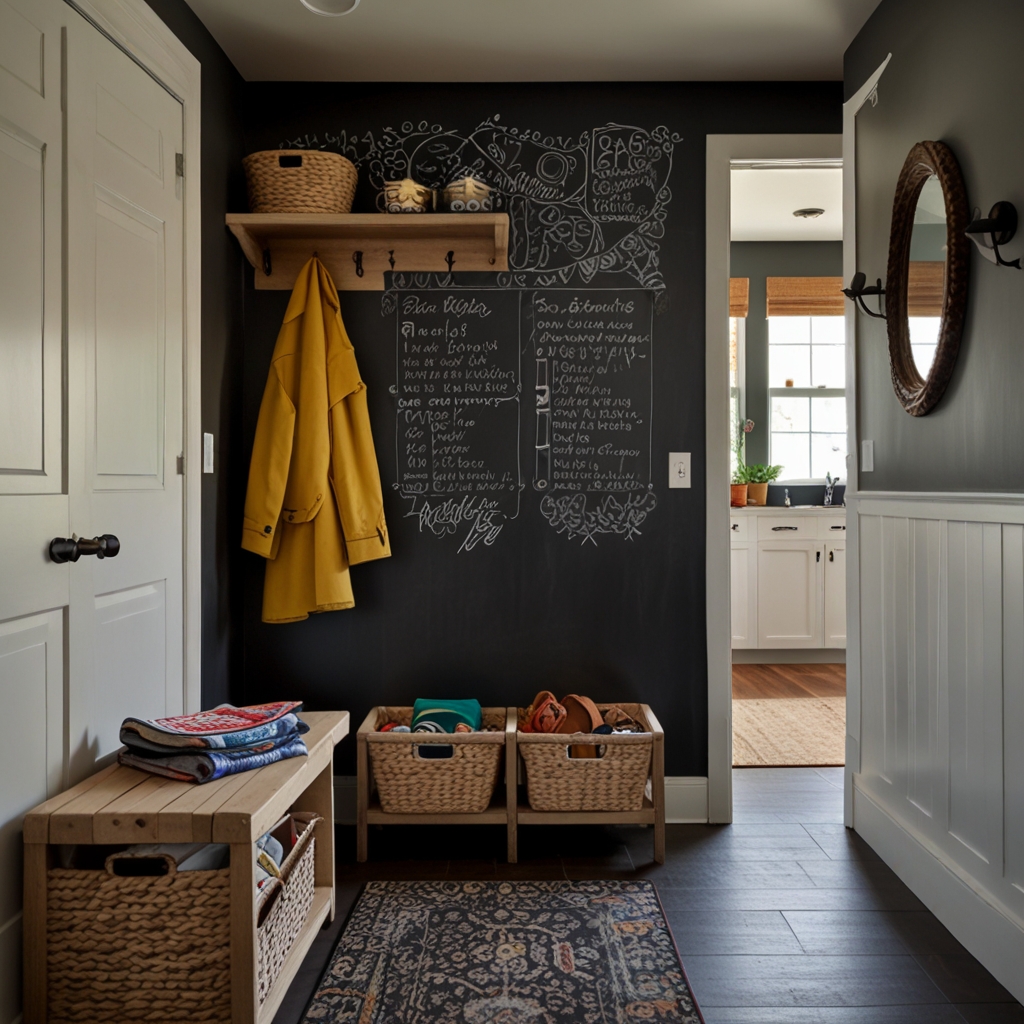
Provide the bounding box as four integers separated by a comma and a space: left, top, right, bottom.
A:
842, 272, 887, 319
965, 202, 1021, 269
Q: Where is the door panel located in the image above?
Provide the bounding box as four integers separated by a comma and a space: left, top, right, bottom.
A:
93, 186, 165, 485
0, 0, 44, 95
824, 542, 847, 647
757, 540, 822, 647
66, 9, 184, 784
730, 541, 757, 648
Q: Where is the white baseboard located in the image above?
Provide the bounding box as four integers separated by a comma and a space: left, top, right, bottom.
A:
732, 648, 846, 664
853, 782, 1024, 1005
332, 776, 709, 826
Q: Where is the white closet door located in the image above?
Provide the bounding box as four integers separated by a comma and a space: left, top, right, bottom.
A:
65, 9, 185, 782
0, 0, 67, 1015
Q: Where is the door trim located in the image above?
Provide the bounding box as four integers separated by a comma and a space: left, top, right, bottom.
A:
705, 133, 842, 823
64, 0, 202, 713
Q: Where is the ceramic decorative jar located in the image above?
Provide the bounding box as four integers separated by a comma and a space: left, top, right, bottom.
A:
377, 178, 434, 213
437, 176, 494, 212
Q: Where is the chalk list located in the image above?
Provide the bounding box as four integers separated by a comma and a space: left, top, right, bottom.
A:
394, 289, 521, 549
529, 289, 653, 496
388, 278, 657, 549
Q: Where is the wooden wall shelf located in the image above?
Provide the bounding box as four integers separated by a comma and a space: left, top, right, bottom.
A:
226, 212, 510, 291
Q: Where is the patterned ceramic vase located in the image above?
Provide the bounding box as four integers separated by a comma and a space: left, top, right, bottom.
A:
377, 178, 434, 213
438, 175, 494, 212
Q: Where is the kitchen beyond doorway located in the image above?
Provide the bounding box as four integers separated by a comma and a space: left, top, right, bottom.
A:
732, 664, 846, 767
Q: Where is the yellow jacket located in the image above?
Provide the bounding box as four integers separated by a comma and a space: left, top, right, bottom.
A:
242, 257, 390, 623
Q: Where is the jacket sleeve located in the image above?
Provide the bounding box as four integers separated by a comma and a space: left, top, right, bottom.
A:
329, 373, 391, 566
241, 362, 296, 558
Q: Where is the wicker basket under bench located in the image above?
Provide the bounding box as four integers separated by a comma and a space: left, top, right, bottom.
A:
23, 710, 349, 1024
514, 703, 666, 864
357, 706, 516, 863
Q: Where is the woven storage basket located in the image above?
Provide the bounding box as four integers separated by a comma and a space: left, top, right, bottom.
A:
366, 706, 505, 814
517, 702, 653, 812
46, 855, 232, 1023
243, 149, 357, 214
256, 811, 320, 1003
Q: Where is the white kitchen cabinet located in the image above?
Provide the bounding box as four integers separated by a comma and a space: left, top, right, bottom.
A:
730, 540, 758, 648
757, 540, 823, 647
824, 541, 847, 647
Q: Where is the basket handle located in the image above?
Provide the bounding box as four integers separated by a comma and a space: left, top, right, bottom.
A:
414, 743, 455, 760
105, 852, 177, 877
278, 154, 303, 168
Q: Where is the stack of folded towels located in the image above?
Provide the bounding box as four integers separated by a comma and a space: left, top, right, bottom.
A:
118, 701, 309, 783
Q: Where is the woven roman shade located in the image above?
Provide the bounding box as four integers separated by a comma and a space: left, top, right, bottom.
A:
729, 277, 749, 317
908, 261, 945, 317
766, 276, 844, 316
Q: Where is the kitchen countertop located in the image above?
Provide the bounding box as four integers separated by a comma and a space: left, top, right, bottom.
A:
729, 505, 847, 515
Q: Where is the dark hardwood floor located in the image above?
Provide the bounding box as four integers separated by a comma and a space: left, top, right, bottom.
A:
733, 662, 847, 700
272, 768, 1023, 1024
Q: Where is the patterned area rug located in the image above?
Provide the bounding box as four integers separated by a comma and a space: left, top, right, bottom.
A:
302, 880, 704, 1023
732, 697, 846, 766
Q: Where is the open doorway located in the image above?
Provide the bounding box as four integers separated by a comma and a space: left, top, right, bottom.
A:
728, 156, 847, 769
705, 134, 844, 822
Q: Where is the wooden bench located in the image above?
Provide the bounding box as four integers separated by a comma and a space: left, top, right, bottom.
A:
23, 710, 349, 1024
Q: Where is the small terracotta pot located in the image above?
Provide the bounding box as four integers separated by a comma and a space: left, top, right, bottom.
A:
746, 483, 768, 506
730, 484, 748, 507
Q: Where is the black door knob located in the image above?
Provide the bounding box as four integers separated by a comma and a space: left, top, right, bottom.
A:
50, 534, 120, 563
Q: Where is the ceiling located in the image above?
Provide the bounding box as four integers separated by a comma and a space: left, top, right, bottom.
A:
183, 0, 882, 82
731, 167, 843, 242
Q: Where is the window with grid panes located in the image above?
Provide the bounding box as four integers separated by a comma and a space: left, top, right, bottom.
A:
768, 316, 846, 480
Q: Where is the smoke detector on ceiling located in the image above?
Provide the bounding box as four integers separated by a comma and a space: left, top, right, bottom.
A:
299, 0, 359, 15
793, 208, 825, 219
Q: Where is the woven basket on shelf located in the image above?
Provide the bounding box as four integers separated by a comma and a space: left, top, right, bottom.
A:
517, 702, 654, 812
256, 812, 320, 1003
243, 149, 357, 214
46, 858, 232, 1023
366, 706, 505, 814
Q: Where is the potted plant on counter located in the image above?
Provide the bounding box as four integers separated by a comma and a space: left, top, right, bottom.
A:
731, 418, 755, 507
743, 463, 783, 506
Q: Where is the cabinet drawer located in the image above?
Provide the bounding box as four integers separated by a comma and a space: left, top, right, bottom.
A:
756, 516, 816, 541
730, 515, 749, 541
819, 517, 848, 539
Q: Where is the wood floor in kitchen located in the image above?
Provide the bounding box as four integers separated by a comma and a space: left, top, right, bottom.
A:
273, 767, 1024, 1024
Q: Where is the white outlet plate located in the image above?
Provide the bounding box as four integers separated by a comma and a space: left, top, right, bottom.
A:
203, 432, 214, 474
669, 452, 691, 488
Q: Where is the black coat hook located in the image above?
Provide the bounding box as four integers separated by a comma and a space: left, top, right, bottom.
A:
842, 272, 886, 320
388, 249, 396, 270
262, 249, 272, 276
352, 250, 364, 278
445, 250, 455, 274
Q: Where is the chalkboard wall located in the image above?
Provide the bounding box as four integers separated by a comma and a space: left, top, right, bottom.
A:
237, 82, 841, 775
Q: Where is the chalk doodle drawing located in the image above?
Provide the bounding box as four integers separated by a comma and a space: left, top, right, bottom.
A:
539, 492, 658, 546
282, 117, 682, 290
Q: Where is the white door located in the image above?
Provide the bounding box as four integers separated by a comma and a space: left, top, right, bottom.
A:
0, 1, 185, 1014
824, 541, 847, 648
65, 8, 185, 783
730, 542, 757, 648
0, 0, 68, 1011
757, 540, 823, 647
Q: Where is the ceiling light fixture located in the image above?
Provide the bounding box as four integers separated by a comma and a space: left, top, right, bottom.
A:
793, 208, 825, 219
299, 0, 360, 15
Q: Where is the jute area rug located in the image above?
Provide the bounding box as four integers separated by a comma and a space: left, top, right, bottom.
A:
302, 879, 704, 1023
732, 697, 846, 767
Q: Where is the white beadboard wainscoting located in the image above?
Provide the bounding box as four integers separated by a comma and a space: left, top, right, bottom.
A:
849, 493, 1024, 1004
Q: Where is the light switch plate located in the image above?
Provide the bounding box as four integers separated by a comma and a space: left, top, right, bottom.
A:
669, 452, 691, 488
861, 439, 874, 473
203, 432, 214, 474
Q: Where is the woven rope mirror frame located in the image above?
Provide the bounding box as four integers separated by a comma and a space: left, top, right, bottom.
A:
885, 141, 971, 416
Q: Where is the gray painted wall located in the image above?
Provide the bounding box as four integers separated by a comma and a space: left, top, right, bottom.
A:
730, 241, 843, 465
846, 0, 1024, 492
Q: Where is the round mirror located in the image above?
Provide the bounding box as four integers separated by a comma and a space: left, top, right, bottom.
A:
885, 141, 970, 416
